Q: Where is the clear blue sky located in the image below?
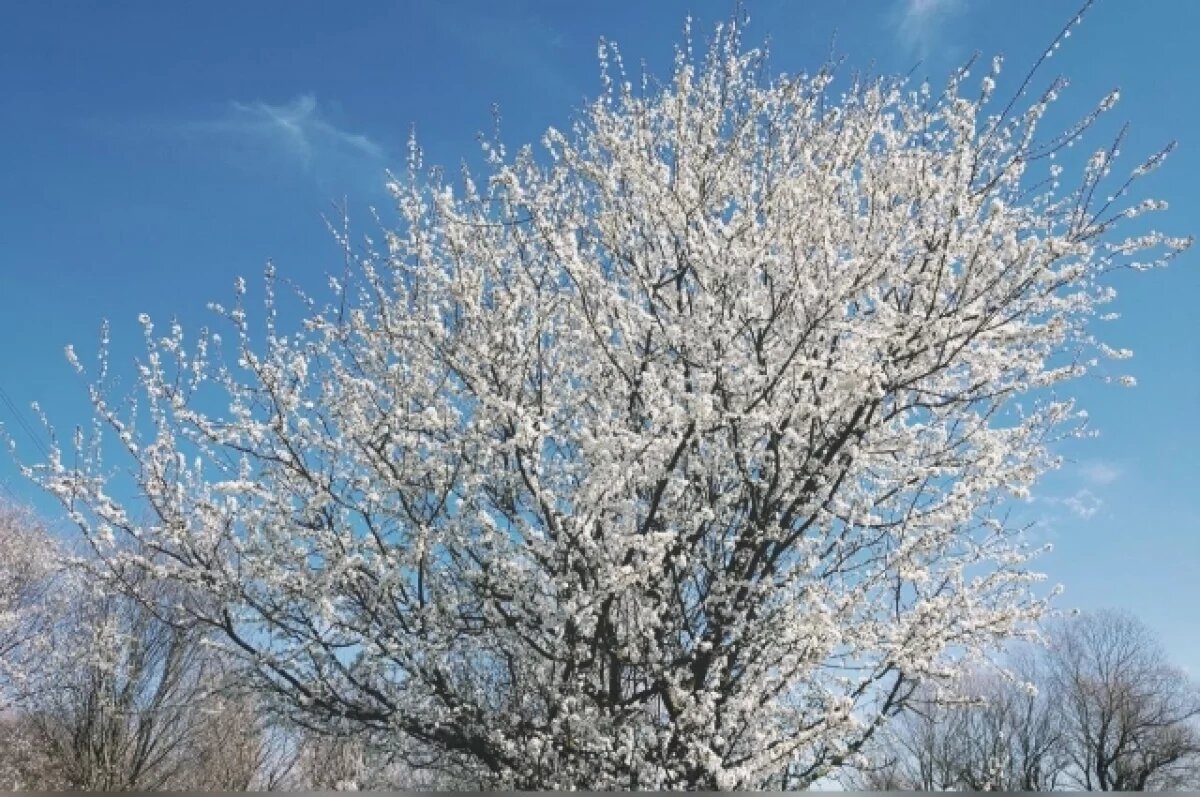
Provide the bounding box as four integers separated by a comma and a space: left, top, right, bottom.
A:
1, 1, 1196, 671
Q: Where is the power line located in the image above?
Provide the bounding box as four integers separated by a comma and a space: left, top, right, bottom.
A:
0, 383, 52, 510
0, 477, 21, 505
0, 382, 52, 460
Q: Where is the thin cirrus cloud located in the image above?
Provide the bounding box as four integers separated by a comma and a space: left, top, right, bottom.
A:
1028, 461, 1119, 523
1078, 459, 1121, 487
181, 94, 385, 172
1034, 488, 1103, 520
891, 0, 964, 59
1062, 488, 1103, 519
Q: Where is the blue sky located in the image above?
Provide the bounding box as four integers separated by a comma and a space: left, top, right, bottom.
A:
1, 1, 1197, 671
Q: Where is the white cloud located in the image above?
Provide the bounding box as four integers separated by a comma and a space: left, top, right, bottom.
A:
1062, 489, 1102, 519
1078, 459, 1121, 486
184, 94, 384, 170
893, 0, 964, 58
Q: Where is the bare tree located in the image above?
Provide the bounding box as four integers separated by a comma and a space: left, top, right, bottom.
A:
851, 687, 968, 790
0, 504, 313, 791
0, 711, 53, 791
7, 633, 304, 791
845, 677, 997, 791
952, 650, 1068, 791
1048, 610, 1200, 791
846, 649, 1068, 791
281, 714, 488, 791
12, 575, 221, 790
855, 615, 1200, 792
176, 677, 304, 791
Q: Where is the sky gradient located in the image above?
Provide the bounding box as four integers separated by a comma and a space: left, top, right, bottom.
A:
1, 0, 1197, 671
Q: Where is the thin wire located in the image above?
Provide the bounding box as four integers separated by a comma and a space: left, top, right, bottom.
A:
0, 477, 21, 504
0, 383, 51, 460
0, 383, 52, 511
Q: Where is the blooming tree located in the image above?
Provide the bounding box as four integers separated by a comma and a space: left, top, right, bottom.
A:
22, 15, 1187, 789
0, 503, 58, 710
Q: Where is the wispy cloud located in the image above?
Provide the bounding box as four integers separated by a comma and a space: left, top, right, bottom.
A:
179, 94, 385, 172
1078, 459, 1121, 487
1028, 461, 1119, 524
892, 0, 964, 59
1062, 489, 1102, 520
231, 95, 382, 164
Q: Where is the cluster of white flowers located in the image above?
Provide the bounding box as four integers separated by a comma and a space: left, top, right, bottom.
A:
18, 14, 1186, 790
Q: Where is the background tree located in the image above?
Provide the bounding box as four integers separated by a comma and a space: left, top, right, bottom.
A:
845, 682, 970, 790
19, 11, 1188, 790
0, 502, 58, 710
953, 649, 1068, 792
283, 719, 477, 790
0, 503, 350, 791
13, 576, 219, 790
1048, 610, 1200, 791
173, 677, 305, 791
843, 664, 1065, 792
847, 612, 1200, 791
2, 559, 304, 791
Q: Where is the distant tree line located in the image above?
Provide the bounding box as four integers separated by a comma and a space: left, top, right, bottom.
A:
2, 501, 1197, 790
845, 610, 1200, 791
0, 503, 469, 790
